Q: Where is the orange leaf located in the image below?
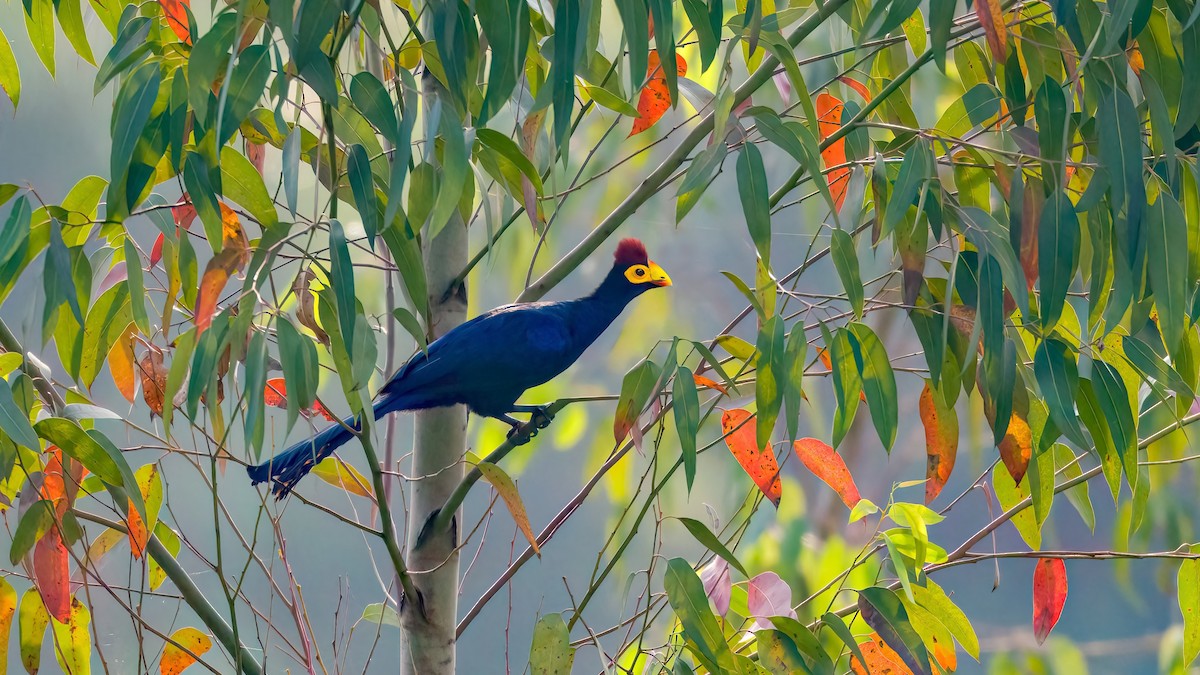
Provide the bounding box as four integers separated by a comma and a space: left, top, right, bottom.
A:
139, 346, 168, 418
629, 50, 688, 137
693, 373, 728, 394
975, 0, 1007, 61
194, 206, 250, 336
839, 76, 871, 101
126, 465, 162, 560
998, 412, 1032, 484
721, 409, 782, 507
161, 626, 213, 675
0, 577, 15, 661
40, 447, 67, 514
126, 502, 147, 560
792, 438, 861, 509
816, 93, 850, 210
1128, 40, 1144, 74
158, 0, 192, 44
919, 382, 958, 504
1032, 558, 1067, 645
108, 323, 138, 403
33, 531, 70, 623
263, 377, 288, 408
851, 634, 915, 675
476, 461, 541, 556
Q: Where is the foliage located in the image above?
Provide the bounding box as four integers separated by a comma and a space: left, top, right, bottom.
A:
1, 0, 1200, 671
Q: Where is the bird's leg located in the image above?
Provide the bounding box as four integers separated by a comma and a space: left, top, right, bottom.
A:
496, 413, 536, 445
509, 404, 555, 430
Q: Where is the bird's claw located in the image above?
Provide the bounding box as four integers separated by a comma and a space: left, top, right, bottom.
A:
507, 424, 536, 445
531, 407, 555, 430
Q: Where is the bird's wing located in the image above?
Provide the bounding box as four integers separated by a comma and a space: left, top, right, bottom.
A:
380, 302, 575, 400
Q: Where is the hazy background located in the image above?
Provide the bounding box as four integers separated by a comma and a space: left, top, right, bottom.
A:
0, 5, 1192, 673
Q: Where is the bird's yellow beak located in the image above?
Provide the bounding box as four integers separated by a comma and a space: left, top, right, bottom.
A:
648, 261, 672, 287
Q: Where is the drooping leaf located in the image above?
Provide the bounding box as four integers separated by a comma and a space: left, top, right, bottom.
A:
0, 576, 14, 665
755, 315, 786, 448
850, 634, 914, 675
630, 51, 688, 137
18, 589, 49, 674
529, 613, 575, 675
831, 229, 863, 319
847, 323, 898, 452
975, 0, 1007, 59
997, 410, 1032, 484
792, 438, 861, 509
674, 366, 701, 491
1146, 189, 1189, 355
1180, 558, 1200, 666
737, 143, 772, 265
1032, 558, 1068, 645
816, 93, 850, 210
49, 597, 89, 674
476, 461, 540, 556
1033, 338, 1086, 447
858, 586, 932, 675
678, 517, 749, 577
160, 626, 213, 675
721, 409, 782, 507
1038, 190, 1080, 331
920, 380, 958, 504
0, 27, 21, 108
664, 558, 737, 672
614, 359, 661, 443
312, 456, 375, 499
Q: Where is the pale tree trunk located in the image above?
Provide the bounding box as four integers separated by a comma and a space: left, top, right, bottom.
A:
400, 73, 469, 674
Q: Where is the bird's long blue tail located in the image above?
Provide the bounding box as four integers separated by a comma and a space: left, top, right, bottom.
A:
246, 415, 361, 499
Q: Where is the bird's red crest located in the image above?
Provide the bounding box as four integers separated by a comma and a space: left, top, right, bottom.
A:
614, 238, 649, 266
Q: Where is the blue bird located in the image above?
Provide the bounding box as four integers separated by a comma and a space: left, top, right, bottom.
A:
248, 238, 671, 498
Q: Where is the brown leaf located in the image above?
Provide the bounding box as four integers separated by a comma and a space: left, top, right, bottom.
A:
108, 323, 138, 403
629, 51, 688, 137
520, 110, 546, 230
975, 0, 1007, 60
721, 409, 782, 507
817, 93, 850, 211
246, 141, 266, 176
293, 267, 329, 345
919, 382, 958, 504
139, 346, 168, 418
1032, 558, 1067, 644
793, 437, 861, 509
998, 411, 1032, 484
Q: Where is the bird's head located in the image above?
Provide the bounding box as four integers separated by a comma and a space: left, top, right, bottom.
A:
609, 238, 671, 296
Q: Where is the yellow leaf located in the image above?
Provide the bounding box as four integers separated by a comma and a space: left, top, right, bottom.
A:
19, 589, 49, 675
476, 462, 541, 556
0, 576, 16, 666
160, 626, 213, 675
108, 322, 138, 403
50, 597, 91, 675
312, 456, 375, 499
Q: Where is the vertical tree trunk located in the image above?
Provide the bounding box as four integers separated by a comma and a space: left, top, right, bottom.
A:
399, 76, 468, 674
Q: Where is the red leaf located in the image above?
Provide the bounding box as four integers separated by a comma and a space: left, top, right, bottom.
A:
816, 93, 850, 211
1032, 558, 1067, 645
33, 531, 70, 623
919, 382, 958, 504
172, 195, 197, 231
158, 0, 192, 44
792, 438, 861, 509
629, 51, 688, 137
839, 76, 871, 101
721, 409, 782, 507
975, 0, 1007, 61
150, 232, 165, 268
263, 378, 288, 408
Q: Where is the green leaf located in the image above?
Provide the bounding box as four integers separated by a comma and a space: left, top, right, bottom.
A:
858, 586, 932, 675
55, 0, 94, 64
782, 327, 807, 443
381, 223, 428, 319
1034, 338, 1086, 447
349, 72, 400, 146
1038, 190, 1080, 331
34, 418, 124, 485
615, 0, 649, 97
1096, 87, 1145, 263
847, 323, 898, 451
755, 315, 786, 449
276, 317, 318, 430
391, 308, 428, 354
477, 128, 543, 194
664, 558, 736, 672
161, 329, 195, 434
677, 517, 749, 577
182, 152, 224, 253
581, 84, 639, 116
123, 238, 150, 334
1146, 189, 1189, 355
94, 17, 150, 95
347, 145, 381, 245
359, 602, 400, 628
0, 195, 30, 270
23, 0, 55, 76
883, 138, 932, 239
328, 219, 357, 355
243, 331, 268, 458
911, 579, 979, 659
1181, 558, 1200, 666
648, 0, 678, 103
758, 629, 811, 675
219, 146, 279, 229
1077, 378, 1124, 502
79, 283, 132, 388
426, 117, 470, 239
613, 359, 661, 442
1034, 77, 1071, 189
44, 218, 84, 329
959, 206, 1030, 317
821, 612, 866, 671
770, 616, 833, 675
1122, 335, 1194, 400
0, 379, 38, 450
1090, 360, 1137, 487
0, 27, 21, 108
828, 326, 861, 448
550, 0, 581, 153
478, 0, 530, 123
682, 0, 720, 71
737, 143, 772, 265
9, 500, 54, 564
218, 44, 271, 145
107, 63, 161, 218
283, 127, 301, 217
529, 613, 575, 674
830, 229, 863, 319
673, 366, 700, 491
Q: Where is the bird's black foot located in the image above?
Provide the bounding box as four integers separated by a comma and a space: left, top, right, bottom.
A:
506, 424, 537, 445
530, 406, 555, 430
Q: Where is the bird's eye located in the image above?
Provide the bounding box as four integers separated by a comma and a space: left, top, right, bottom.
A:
635, 268, 646, 277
